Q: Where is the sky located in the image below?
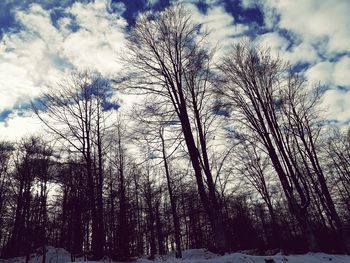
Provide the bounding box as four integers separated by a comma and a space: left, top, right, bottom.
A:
0, 0, 349, 140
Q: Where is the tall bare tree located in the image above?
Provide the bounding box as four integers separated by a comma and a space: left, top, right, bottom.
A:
3, 137, 52, 260
216, 43, 348, 252
130, 102, 183, 258
33, 71, 112, 259
326, 128, 350, 224
121, 4, 228, 252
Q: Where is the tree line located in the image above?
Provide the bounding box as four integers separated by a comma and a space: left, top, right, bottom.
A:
0, 4, 349, 261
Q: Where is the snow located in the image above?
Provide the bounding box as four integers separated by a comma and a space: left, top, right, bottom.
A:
2, 247, 350, 263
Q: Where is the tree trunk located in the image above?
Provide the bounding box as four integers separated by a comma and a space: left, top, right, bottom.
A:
160, 130, 182, 258
155, 203, 165, 255
178, 108, 228, 252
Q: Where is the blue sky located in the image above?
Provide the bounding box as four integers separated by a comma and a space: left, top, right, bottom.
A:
0, 0, 349, 139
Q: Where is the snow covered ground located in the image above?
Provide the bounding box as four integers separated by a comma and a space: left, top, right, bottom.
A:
1, 247, 349, 263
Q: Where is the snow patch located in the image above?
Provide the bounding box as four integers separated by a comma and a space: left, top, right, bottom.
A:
2, 247, 350, 263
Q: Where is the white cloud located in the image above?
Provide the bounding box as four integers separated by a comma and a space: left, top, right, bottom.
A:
333, 56, 350, 87
285, 42, 319, 65
250, 0, 350, 122
305, 56, 350, 88
256, 32, 318, 65
0, 0, 244, 121
61, 0, 127, 75
256, 32, 288, 56
0, 0, 127, 132
0, 4, 63, 112
1, 0, 349, 139
321, 89, 350, 123
0, 111, 45, 141
180, 2, 248, 59
259, 0, 350, 55
305, 62, 334, 86
251, 0, 350, 68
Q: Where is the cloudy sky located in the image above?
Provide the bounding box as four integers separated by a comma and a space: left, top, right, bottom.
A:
0, 0, 349, 140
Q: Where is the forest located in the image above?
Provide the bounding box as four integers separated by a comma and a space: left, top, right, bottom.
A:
0, 4, 349, 262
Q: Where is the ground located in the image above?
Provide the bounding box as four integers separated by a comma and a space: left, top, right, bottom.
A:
1, 247, 349, 263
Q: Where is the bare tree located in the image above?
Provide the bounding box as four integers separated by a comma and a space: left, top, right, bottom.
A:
326, 128, 350, 219
216, 42, 348, 252
33, 71, 112, 259
234, 141, 280, 248
120, 4, 228, 252
107, 116, 131, 260
130, 103, 183, 258
3, 137, 52, 260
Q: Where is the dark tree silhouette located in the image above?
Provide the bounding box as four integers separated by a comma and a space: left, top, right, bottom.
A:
120, 4, 228, 252
216, 42, 349, 252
